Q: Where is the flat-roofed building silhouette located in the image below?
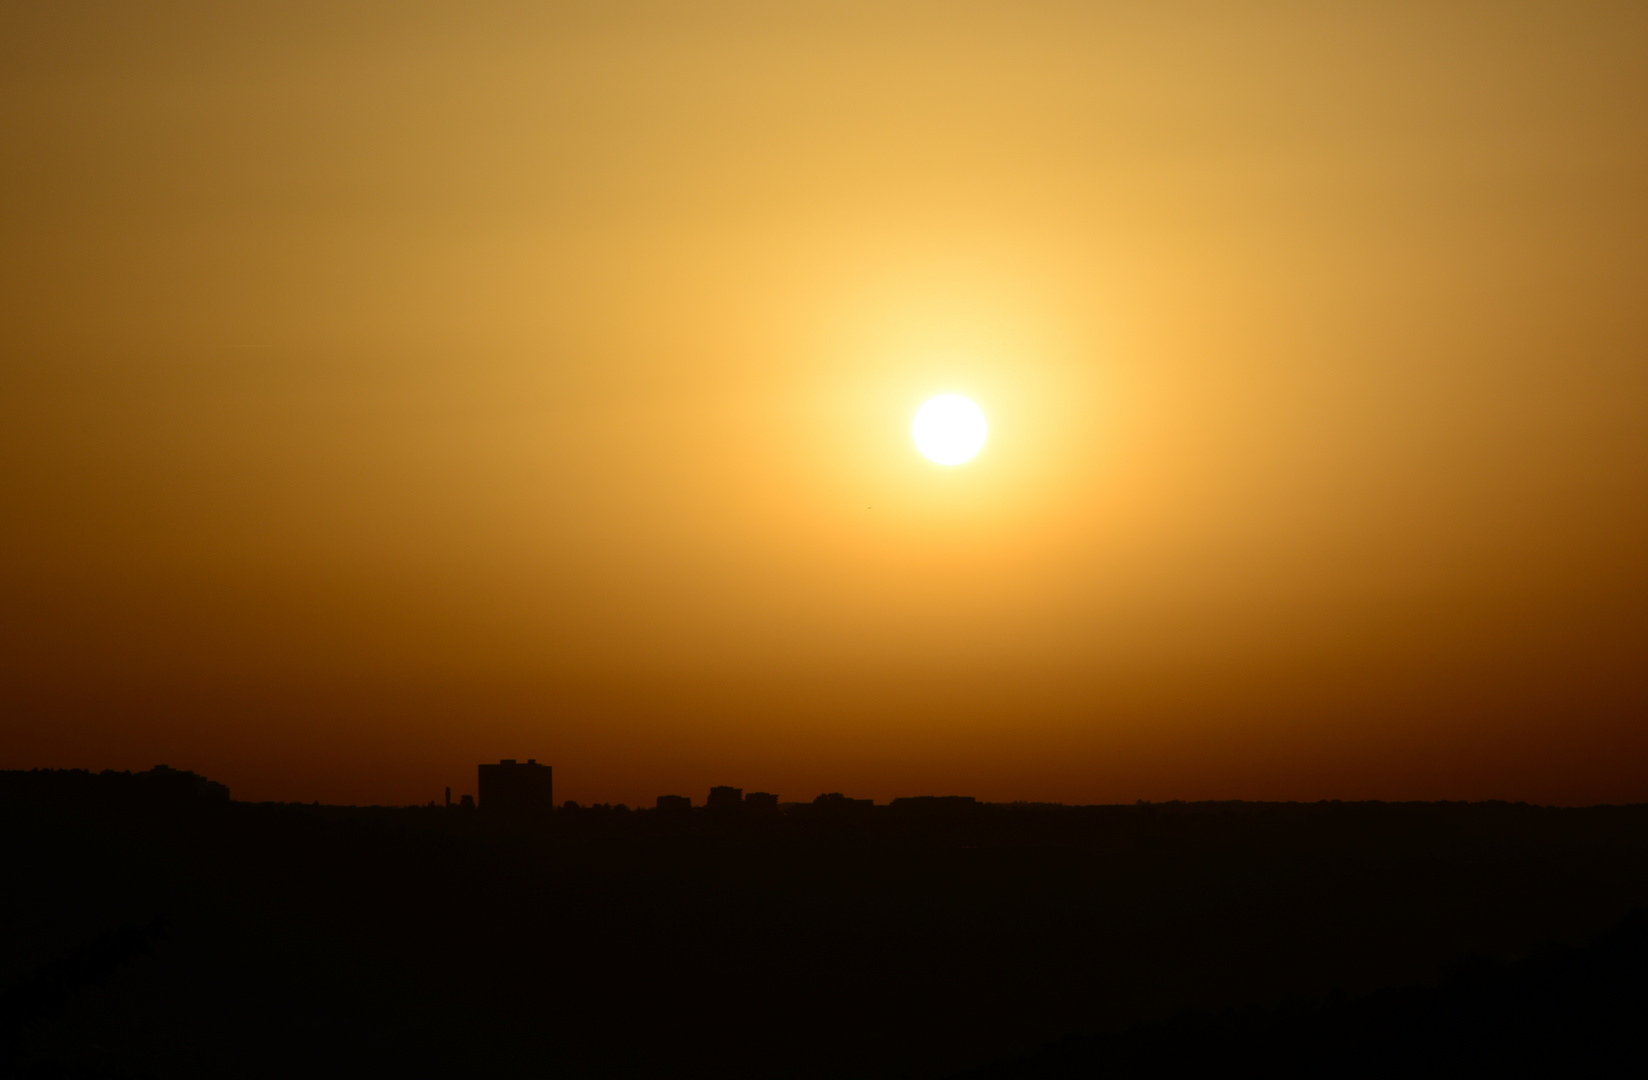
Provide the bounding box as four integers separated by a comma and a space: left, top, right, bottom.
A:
810, 792, 875, 820
706, 786, 743, 812
478, 759, 553, 817
656, 794, 692, 812
744, 791, 779, 813
888, 795, 977, 812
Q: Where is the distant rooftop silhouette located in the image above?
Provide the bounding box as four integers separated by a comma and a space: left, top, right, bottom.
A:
707, 786, 743, 811
477, 759, 553, 816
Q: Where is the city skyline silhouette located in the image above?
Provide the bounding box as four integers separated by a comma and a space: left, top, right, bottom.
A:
4, 2, 1646, 1074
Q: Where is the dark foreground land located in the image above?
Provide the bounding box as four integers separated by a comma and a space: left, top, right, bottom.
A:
4, 770, 1647, 1078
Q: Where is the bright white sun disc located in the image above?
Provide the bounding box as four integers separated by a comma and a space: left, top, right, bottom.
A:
913, 394, 988, 465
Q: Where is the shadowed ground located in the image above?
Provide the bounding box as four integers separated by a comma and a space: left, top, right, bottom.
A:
5, 770, 1647, 1077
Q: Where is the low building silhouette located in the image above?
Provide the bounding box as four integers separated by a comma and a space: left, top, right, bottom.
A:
888, 795, 978, 815
744, 791, 779, 813
442, 787, 477, 811
478, 759, 553, 817
811, 792, 875, 820
707, 786, 743, 811
813, 792, 873, 808
656, 795, 692, 813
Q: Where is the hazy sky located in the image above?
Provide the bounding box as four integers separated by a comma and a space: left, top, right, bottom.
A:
4, 1, 1646, 806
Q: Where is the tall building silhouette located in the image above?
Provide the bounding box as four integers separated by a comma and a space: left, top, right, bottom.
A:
478, 759, 553, 816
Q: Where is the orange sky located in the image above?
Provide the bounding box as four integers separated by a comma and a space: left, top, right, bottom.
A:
4, 1, 1646, 806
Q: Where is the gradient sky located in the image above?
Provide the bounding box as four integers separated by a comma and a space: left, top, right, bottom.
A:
4, 1, 1646, 807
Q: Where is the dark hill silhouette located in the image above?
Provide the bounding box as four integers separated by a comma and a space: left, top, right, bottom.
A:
4, 770, 1648, 1078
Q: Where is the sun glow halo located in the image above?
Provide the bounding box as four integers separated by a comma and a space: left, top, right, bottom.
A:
913, 395, 988, 465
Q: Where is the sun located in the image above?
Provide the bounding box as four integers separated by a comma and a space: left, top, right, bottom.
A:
912, 394, 988, 465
